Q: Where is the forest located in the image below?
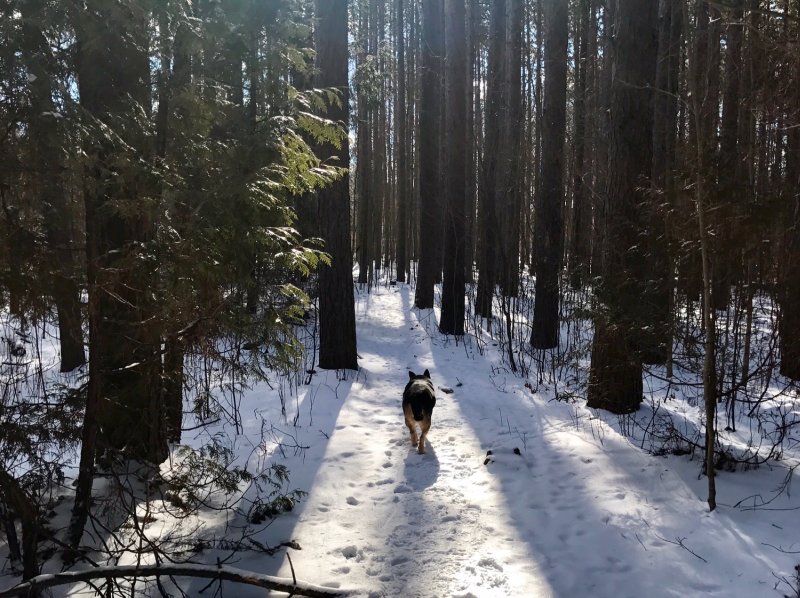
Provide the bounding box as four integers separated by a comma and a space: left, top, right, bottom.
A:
0, 0, 799, 596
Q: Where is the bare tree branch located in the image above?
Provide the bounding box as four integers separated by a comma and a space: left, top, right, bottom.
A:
0, 563, 355, 597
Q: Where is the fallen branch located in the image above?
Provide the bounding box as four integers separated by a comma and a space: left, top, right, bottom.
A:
654, 533, 708, 563
0, 563, 354, 597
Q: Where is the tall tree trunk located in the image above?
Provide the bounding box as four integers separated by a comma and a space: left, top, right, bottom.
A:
531, 0, 567, 349
464, 0, 479, 283
654, 0, 684, 375
590, 0, 615, 280
20, 0, 86, 373
476, 0, 506, 318
357, 0, 373, 285
569, 0, 592, 289
587, 0, 658, 413
694, 111, 718, 512
0, 469, 39, 583
77, 1, 164, 462
71, 0, 166, 548
530, 0, 544, 275
440, 0, 467, 335
498, 0, 523, 296
712, 0, 745, 311
779, 7, 800, 380
414, 0, 444, 309
316, 0, 359, 370
635, 0, 676, 365
395, 0, 409, 282
156, 3, 191, 444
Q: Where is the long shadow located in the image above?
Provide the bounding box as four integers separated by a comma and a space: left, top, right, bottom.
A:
389, 287, 680, 594
423, 333, 770, 596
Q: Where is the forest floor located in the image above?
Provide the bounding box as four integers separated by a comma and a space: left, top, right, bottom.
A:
182, 283, 799, 598
2, 282, 800, 597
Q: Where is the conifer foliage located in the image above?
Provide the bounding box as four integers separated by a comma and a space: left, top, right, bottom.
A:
1, 0, 348, 568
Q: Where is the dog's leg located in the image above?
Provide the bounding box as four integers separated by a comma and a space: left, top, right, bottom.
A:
403, 404, 419, 446
417, 415, 431, 454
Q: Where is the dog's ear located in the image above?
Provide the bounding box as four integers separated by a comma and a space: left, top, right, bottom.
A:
409, 371, 416, 380
423, 369, 430, 378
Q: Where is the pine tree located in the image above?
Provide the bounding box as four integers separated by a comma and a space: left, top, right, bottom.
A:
531, 0, 568, 350
440, 0, 467, 335
415, 0, 444, 309
587, 0, 658, 413
476, 0, 506, 318
316, 0, 359, 370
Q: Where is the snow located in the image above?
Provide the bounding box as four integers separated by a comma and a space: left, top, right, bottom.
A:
2, 284, 799, 597
179, 284, 798, 597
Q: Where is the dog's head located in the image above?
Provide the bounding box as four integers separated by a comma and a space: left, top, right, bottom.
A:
408, 369, 431, 382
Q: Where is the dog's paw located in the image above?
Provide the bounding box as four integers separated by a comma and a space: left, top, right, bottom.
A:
417, 445, 425, 455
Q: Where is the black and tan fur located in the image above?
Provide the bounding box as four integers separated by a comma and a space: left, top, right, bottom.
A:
403, 370, 436, 454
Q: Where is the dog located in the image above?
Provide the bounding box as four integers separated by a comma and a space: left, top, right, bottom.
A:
403, 370, 436, 454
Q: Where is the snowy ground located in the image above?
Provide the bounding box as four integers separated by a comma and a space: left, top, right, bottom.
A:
181, 283, 798, 597
2, 283, 800, 597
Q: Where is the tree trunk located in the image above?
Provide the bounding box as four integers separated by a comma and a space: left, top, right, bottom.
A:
476, 0, 506, 318
569, 0, 592, 289
590, 0, 615, 280
20, 0, 85, 373
531, 0, 567, 349
316, 0, 359, 371
395, 0, 409, 283
0, 468, 39, 583
712, 0, 745, 311
74, 0, 167, 466
415, 0, 444, 309
464, 0, 479, 282
356, 3, 373, 286
779, 26, 800, 379
498, 0, 523, 297
588, 0, 658, 413
71, 1, 165, 541
440, 0, 467, 335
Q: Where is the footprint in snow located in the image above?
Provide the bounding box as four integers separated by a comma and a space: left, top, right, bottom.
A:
393, 484, 413, 494
390, 555, 411, 566
346, 496, 360, 505
441, 514, 460, 523
477, 557, 504, 572
341, 545, 358, 559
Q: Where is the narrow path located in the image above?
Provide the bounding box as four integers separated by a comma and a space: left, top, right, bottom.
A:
262, 285, 551, 597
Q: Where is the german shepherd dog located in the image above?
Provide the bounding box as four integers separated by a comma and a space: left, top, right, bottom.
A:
403, 370, 436, 454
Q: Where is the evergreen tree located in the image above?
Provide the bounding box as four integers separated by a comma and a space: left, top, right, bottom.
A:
587, 0, 658, 413
315, 0, 359, 370
415, 0, 444, 309
440, 0, 467, 335
531, 0, 567, 350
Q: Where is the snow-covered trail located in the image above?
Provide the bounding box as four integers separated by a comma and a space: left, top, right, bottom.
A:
257, 285, 553, 597
215, 284, 793, 598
